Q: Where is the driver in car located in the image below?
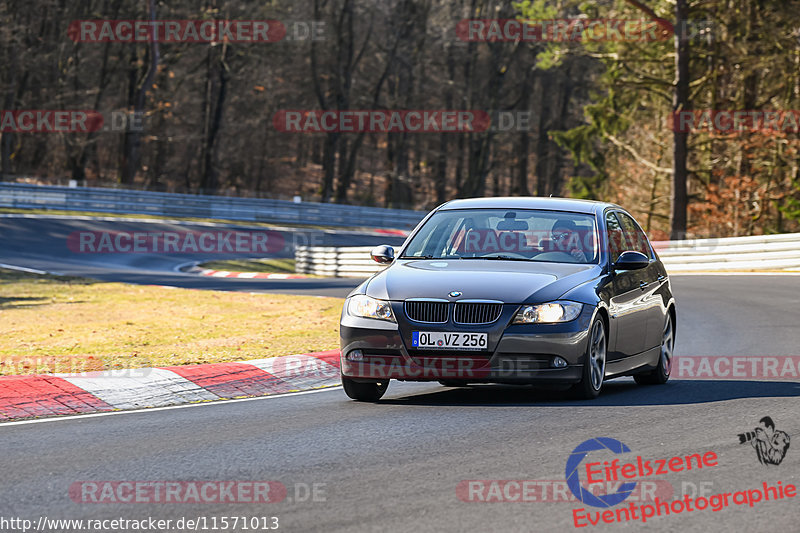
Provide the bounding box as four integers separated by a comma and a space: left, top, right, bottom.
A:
552, 219, 587, 262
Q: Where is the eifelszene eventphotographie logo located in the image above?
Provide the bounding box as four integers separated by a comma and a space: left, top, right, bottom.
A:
565, 437, 719, 509
566, 437, 638, 508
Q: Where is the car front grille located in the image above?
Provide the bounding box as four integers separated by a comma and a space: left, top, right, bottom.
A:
404, 300, 448, 323
453, 302, 503, 324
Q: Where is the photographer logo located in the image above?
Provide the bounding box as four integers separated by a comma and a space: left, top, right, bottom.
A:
738, 416, 790, 466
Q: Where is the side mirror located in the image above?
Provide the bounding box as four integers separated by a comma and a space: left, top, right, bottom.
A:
613, 251, 649, 271
370, 245, 395, 264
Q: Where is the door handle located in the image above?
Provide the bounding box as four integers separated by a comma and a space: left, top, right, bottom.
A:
639, 281, 648, 290
657, 275, 666, 282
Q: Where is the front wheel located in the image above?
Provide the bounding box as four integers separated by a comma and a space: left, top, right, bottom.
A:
571, 317, 606, 400
342, 375, 389, 402
634, 314, 674, 385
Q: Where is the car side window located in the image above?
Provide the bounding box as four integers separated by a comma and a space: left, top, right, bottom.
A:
605, 212, 624, 263
616, 212, 653, 258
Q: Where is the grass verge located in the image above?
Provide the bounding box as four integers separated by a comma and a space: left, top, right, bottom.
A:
0, 268, 341, 375
198, 258, 300, 274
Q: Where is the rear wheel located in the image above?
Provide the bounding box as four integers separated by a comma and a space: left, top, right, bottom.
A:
571, 317, 606, 400
341, 375, 389, 402
634, 314, 674, 385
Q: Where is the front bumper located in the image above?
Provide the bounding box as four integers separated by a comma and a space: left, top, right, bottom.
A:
340, 304, 594, 384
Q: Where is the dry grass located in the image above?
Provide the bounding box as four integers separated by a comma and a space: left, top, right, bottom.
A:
0, 268, 341, 375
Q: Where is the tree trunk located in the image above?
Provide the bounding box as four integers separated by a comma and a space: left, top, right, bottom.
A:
1, 44, 20, 180
549, 67, 575, 196
512, 83, 531, 196
204, 46, 228, 193
671, 0, 690, 239
120, 0, 158, 185
321, 133, 338, 202
535, 73, 550, 196
434, 44, 456, 203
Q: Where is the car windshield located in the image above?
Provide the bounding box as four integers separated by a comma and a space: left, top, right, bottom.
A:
400, 208, 599, 264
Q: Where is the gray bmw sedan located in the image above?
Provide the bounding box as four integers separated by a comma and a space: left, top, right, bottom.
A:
339, 197, 676, 401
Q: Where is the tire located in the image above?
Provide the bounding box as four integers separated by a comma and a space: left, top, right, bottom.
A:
571, 317, 606, 400
342, 375, 389, 402
634, 313, 674, 385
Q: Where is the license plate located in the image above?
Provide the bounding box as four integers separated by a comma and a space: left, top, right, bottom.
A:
411, 331, 488, 350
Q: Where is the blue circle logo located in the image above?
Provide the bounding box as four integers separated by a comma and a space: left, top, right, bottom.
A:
565, 437, 638, 508
448, 291, 462, 297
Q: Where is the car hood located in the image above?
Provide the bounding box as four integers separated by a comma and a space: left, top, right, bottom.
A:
366, 259, 601, 304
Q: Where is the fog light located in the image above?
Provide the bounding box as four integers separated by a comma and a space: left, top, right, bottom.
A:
346, 349, 364, 362
551, 356, 568, 368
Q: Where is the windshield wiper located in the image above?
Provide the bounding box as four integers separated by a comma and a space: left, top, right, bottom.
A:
399, 254, 464, 260
461, 255, 530, 261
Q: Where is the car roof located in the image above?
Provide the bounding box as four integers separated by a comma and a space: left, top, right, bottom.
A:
438, 196, 619, 215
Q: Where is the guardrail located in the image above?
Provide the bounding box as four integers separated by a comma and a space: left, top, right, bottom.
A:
0, 182, 426, 230
295, 246, 391, 277
296, 233, 800, 277
653, 233, 800, 272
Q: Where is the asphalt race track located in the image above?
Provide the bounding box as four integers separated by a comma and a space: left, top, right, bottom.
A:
1, 215, 799, 531
0, 215, 405, 296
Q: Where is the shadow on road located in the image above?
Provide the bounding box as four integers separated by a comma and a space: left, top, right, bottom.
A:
380, 379, 800, 407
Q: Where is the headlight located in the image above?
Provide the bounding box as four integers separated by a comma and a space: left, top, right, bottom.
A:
513, 302, 583, 324
348, 295, 396, 322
